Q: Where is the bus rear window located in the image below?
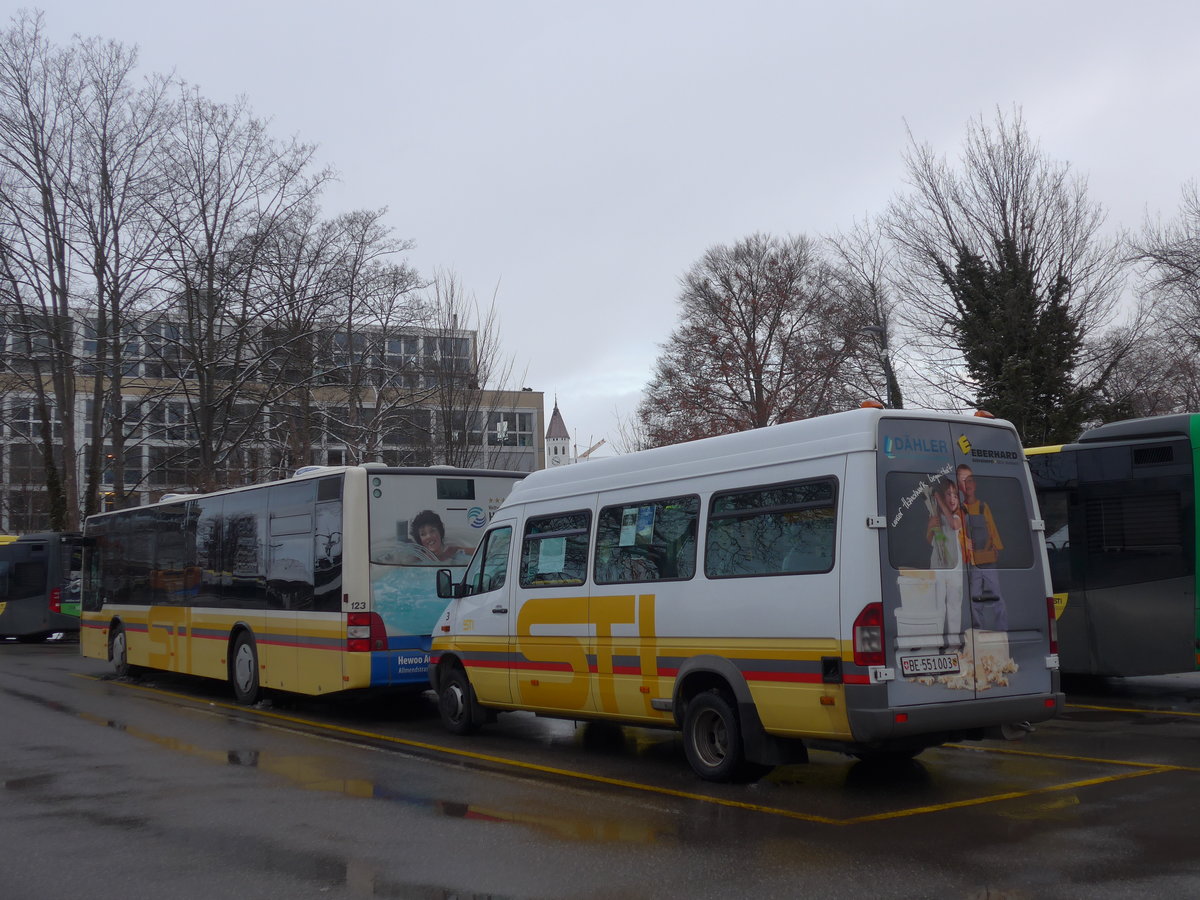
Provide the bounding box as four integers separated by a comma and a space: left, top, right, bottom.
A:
885, 471, 1033, 571
436, 479, 475, 501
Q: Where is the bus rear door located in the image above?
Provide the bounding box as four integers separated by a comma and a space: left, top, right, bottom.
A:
878, 417, 1052, 707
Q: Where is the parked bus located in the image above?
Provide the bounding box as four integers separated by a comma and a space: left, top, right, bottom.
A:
81, 465, 525, 702
0, 533, 83, 642
430, 407, 1063, 782
1027, 413, 1199, 677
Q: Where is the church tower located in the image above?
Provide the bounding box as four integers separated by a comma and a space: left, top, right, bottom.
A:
545, 400, 572, 468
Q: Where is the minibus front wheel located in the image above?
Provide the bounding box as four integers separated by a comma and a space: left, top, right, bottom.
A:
682, 688, 772, 783
438, 664, 484, 735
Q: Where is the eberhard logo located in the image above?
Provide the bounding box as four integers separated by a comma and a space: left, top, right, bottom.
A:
958, 435, 972, 454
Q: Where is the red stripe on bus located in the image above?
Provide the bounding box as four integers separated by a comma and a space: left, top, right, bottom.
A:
740, 670, 824, 684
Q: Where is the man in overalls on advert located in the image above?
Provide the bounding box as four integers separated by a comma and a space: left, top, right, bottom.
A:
956, 464, 1009, 631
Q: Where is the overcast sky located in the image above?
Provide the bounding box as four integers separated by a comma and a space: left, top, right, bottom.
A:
30, 1, 1200, 455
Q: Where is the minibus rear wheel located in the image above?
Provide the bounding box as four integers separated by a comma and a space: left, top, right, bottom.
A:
438, 665, 483, 735
682, 688, 770, 783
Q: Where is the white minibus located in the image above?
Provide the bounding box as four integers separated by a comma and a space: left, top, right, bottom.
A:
430, 408, 1063, 781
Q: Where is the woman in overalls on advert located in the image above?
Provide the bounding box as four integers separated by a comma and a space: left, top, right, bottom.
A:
956, 464, 1009, 632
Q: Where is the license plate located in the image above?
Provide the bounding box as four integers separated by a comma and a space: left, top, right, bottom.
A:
899, 653, 961, 677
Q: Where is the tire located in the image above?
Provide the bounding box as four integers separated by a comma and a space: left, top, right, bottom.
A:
230, 632, 261, 705
682, 688, 771, 783
438, 666, 482, 735
110, 625, 133, 677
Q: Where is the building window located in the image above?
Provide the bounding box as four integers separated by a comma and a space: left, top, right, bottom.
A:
488, 411, 533, 447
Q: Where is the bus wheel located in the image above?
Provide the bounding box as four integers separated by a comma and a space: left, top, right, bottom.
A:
438, 666, 482, 735
110, 625, 133, 677
230, 633, 261, 705
683, 689, 770, 783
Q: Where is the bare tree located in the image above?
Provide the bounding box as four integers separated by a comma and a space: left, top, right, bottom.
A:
318, 208, 425, 468
611, 406, 650, 455
147, 87, 328, 492
886, 107, 1131, 443
1090, 323, 1200, 420
637, 233, 861, 448
827, 218, 905, 408
1133, 181, 1200, 354
67, 35, 175, 514
423, 271, 524, 468
0, 11, 84, 529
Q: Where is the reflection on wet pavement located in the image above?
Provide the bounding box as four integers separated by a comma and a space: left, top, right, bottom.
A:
2, 682, 676, 848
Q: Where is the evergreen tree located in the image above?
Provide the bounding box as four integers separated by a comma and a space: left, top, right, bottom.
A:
942, 238, 1089, 444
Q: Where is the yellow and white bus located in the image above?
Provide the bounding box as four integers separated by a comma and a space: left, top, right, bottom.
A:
430, 408, 1064, 781
81, 465, 524, 703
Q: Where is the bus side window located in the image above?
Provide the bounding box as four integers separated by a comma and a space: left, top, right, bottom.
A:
706, 479, 836, 578
520, 511, 590, 587
594, 496, 698, 585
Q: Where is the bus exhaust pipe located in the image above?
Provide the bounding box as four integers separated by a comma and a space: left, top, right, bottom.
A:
990, 721, 1035, 741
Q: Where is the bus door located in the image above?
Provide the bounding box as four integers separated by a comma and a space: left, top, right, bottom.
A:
879, 418, 1051, 706
263, 481, 317, 693
510, 509, 594, 717
449, 520, 516, 706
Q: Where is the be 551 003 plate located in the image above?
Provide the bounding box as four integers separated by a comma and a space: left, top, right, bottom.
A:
899, 653, 961, 677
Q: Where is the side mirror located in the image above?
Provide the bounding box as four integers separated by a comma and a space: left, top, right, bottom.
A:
436, 568, 464, 599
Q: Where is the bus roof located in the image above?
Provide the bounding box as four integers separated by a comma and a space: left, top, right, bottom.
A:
504, 407, 1019, 507
1077, 413, 1198, 445
84, 465, 528, 522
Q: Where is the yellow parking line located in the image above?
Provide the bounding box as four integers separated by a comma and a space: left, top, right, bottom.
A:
80, 674, 1195, 825
1066, 702, 1200, 719
943, 742, 1196, 770
844, 767, 1174, 824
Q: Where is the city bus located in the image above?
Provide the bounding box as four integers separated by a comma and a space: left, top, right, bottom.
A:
1027, 413, 1199, 677
0, 533, 83, 642
430, 407, 1063, 782
81, 465, 525, 702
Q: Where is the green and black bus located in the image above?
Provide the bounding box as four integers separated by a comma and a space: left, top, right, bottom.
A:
0, 532, 83, 642
1026, 414, 1199, 676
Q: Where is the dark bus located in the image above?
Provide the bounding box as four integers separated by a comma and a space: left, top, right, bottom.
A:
1026, 414, 1198, 676
0, 533, 84, 642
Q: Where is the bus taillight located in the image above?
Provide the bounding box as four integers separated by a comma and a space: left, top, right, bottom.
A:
853, 602, 885, 668
49, 587, 62, 614
347, 612, 387, 652
1046, 597, 1058, 654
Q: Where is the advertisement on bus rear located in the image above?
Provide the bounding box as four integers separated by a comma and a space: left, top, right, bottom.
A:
367, 473, 517, 678
878, 418, 1052, 706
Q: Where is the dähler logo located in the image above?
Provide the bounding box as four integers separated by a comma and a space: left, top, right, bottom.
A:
883, 434, 949, 458
468, 506, 487, 528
